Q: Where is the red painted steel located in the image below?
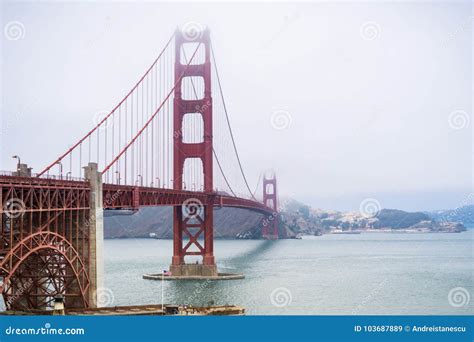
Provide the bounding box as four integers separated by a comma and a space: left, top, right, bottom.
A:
172, 29, 215, 266
262, 175, 279, 239
102, 183, 270, 213
0, 176, 90, 309
0, 28, 280, 311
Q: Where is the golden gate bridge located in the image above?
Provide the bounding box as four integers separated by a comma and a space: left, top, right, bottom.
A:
0, 27, 279, 310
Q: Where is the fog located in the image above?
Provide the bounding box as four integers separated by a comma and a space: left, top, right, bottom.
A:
1, 1, 472, 211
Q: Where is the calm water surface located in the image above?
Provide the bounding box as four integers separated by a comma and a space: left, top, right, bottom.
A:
104, 231, 473, 315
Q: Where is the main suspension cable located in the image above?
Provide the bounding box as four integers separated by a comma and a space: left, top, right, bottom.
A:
181, 47, 237, 197
210, 42, 257, 200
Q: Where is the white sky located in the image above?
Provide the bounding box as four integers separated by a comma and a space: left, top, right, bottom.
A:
1, 1, 472, 211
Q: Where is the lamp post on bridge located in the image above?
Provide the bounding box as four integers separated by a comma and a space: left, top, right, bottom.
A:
56, 161, 63, 180
115, 171, 121, 185
12, 155, 20, 172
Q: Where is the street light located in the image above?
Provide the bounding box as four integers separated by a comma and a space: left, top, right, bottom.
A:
115, 171, 121, 185
155, 177, 161, 188
136, 175, 142, 186
12, 155, 20, 171
66, 171, 72, 180
56, 161, 63, 179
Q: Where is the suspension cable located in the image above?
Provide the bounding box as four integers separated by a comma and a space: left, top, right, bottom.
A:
210, 42, 257, 200
102, 42, 203, 174
37, 33, 175, 177
181, 48, 237, 197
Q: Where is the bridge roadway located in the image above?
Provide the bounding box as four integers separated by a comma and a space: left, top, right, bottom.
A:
0, 174, 273, 214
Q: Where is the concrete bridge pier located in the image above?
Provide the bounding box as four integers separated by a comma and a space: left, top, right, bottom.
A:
83, 162, 104, 307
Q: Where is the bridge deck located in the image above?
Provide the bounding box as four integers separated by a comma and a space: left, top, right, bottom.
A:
0, 175, 273, 215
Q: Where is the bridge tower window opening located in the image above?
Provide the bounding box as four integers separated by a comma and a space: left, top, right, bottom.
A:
181, 113, 204, 144
182, 158, 204, 192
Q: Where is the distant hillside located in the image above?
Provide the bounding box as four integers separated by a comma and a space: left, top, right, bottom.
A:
426, 205, 474, 227
104, 200, 467, 239
104, 207, 267, 239
279, 199, 466, 235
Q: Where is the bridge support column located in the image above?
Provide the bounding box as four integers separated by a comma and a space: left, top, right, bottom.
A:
84, 162, 104, 307
169, 28, 219, 277
169, 202, 217, 277
263, 175, 279, 239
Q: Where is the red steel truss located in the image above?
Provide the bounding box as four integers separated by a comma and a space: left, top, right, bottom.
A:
0, 176, 90, 310
1, 27, 280, 311
0, 174, 274, 309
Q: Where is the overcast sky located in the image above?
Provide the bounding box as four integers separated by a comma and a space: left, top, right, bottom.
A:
1, 1, 472, 211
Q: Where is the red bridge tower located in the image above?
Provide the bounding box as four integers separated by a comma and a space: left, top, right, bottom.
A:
262, 174, 279, 239
170, 28, 217, 276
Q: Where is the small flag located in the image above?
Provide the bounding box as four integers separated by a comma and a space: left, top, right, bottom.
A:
163, 270, 172, 276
